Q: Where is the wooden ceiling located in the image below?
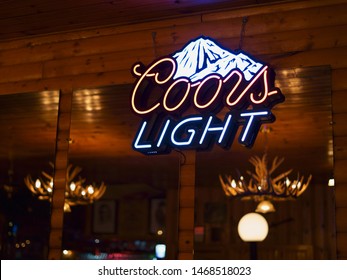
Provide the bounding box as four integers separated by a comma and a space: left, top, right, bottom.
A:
0, 0, 287, 41
0, 0, 334, 193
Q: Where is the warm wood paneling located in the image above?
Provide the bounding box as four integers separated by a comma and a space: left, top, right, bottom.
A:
0, 0, 290, 41
1, 0, 347, 259
333, 90, 347, 114
334, 137, 347, 161
335, 159, 347, 184
335, 183, 347, 206
337, 232, 347, 259
332, 68, 347, 91
334, 113, 347, 137
0, 2, 347, 95
336, 207, 347, 232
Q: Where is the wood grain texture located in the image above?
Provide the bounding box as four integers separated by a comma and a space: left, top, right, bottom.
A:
48, 90, 73, 260
0, 0, 346, 259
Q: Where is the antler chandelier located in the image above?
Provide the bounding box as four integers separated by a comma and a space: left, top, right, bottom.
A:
219, 154, 312, 212
24, 162, 106, 212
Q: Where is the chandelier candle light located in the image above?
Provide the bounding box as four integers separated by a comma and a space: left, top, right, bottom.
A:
24, 163, 106, 212
219, 154, 312, 212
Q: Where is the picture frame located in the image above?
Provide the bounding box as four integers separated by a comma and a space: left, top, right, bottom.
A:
93, 200, 117, 234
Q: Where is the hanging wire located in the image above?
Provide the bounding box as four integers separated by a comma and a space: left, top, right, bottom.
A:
238, 16, 249, 51
151, 31, 158, 59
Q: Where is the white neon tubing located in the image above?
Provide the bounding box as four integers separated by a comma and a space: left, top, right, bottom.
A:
133, 121, 152, 149
240, 111, 268, 142
171, 117, 202, 146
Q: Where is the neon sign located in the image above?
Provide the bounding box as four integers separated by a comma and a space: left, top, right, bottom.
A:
130, 36, 284, 155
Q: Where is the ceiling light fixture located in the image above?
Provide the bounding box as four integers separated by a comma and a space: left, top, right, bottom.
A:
24, 163, 106, 212
255, 200, 275, 214
219, 153, 312, 212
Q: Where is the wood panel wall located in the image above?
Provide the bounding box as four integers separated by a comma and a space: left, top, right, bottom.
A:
0, 0, 347, 258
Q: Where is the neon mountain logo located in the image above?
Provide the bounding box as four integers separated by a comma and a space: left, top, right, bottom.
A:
173, 37, 263, 82
130, 36, 284, 155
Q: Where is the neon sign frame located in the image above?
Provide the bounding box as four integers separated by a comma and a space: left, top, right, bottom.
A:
130, 36, 284, 155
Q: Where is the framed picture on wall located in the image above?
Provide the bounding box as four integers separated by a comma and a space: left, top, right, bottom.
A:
150, 198, 166, 234
93, 200, 116, 233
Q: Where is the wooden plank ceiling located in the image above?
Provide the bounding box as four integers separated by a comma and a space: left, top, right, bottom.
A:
0, 0, 287, 41
0, 0, 334, 192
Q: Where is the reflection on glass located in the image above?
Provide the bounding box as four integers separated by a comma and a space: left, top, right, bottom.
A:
64, 85, 179, 260
195, 66, 336, 260
0, 91, 59, 259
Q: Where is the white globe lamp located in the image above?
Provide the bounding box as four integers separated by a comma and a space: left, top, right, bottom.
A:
238, 212, 269, 242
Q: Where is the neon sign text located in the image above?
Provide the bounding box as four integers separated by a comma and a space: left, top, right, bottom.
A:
131, 60, 279, 116
133, 110, 273, 154
130, 36, 284, 155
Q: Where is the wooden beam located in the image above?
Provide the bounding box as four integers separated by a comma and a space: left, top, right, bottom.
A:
178, 150, 196, 260
203, 0, 347, 22
48, 89, 72, 260
0, 62, 43, 84
0, 69, 132, 95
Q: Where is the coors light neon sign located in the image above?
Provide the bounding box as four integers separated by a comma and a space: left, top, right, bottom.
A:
130, 36, 284, 155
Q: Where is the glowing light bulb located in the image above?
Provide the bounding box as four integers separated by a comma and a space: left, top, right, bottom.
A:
87, 185, 94, 194
35, 179, 41, 188
231, 180, 237, 188
70, 182, 76, 191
